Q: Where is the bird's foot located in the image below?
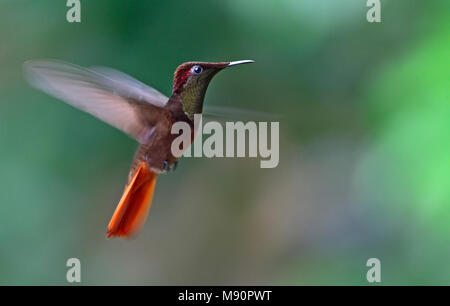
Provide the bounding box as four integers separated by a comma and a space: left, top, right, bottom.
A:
162, 160, 178, 172
162, 160, 170, 172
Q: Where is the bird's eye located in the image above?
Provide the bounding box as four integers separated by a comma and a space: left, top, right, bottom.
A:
191, 65, 203, 75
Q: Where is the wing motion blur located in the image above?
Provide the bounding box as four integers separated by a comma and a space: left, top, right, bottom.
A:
24, 60, 168, 144
89, 66, 169, 107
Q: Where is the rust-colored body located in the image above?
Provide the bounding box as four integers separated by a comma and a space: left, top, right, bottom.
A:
128, 97, 190, 176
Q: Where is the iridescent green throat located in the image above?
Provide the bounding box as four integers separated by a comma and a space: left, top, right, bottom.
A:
179, 84, 206, 121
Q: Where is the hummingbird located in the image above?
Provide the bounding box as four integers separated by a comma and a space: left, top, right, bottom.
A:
24, 59, 254, 238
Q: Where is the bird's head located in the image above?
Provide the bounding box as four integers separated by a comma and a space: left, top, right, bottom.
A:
171, 60, 254, 118
173, 60, 254, 94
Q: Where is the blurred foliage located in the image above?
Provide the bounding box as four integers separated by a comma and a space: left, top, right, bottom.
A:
0, 0, 448, 284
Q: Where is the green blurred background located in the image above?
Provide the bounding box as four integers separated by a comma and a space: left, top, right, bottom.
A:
0, 0, 449, 285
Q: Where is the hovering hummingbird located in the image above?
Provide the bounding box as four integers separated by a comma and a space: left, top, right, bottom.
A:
24, 59, 254, 238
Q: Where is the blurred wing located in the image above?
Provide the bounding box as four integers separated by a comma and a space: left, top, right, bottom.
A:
24, 60, 169, 144
89, 66, 169, 107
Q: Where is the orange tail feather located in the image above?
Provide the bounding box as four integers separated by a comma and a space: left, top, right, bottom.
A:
106, 162, 157, 238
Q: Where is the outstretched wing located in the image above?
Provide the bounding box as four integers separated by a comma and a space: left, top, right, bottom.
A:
89, 66, 169, 107
24, 60, 169, 144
